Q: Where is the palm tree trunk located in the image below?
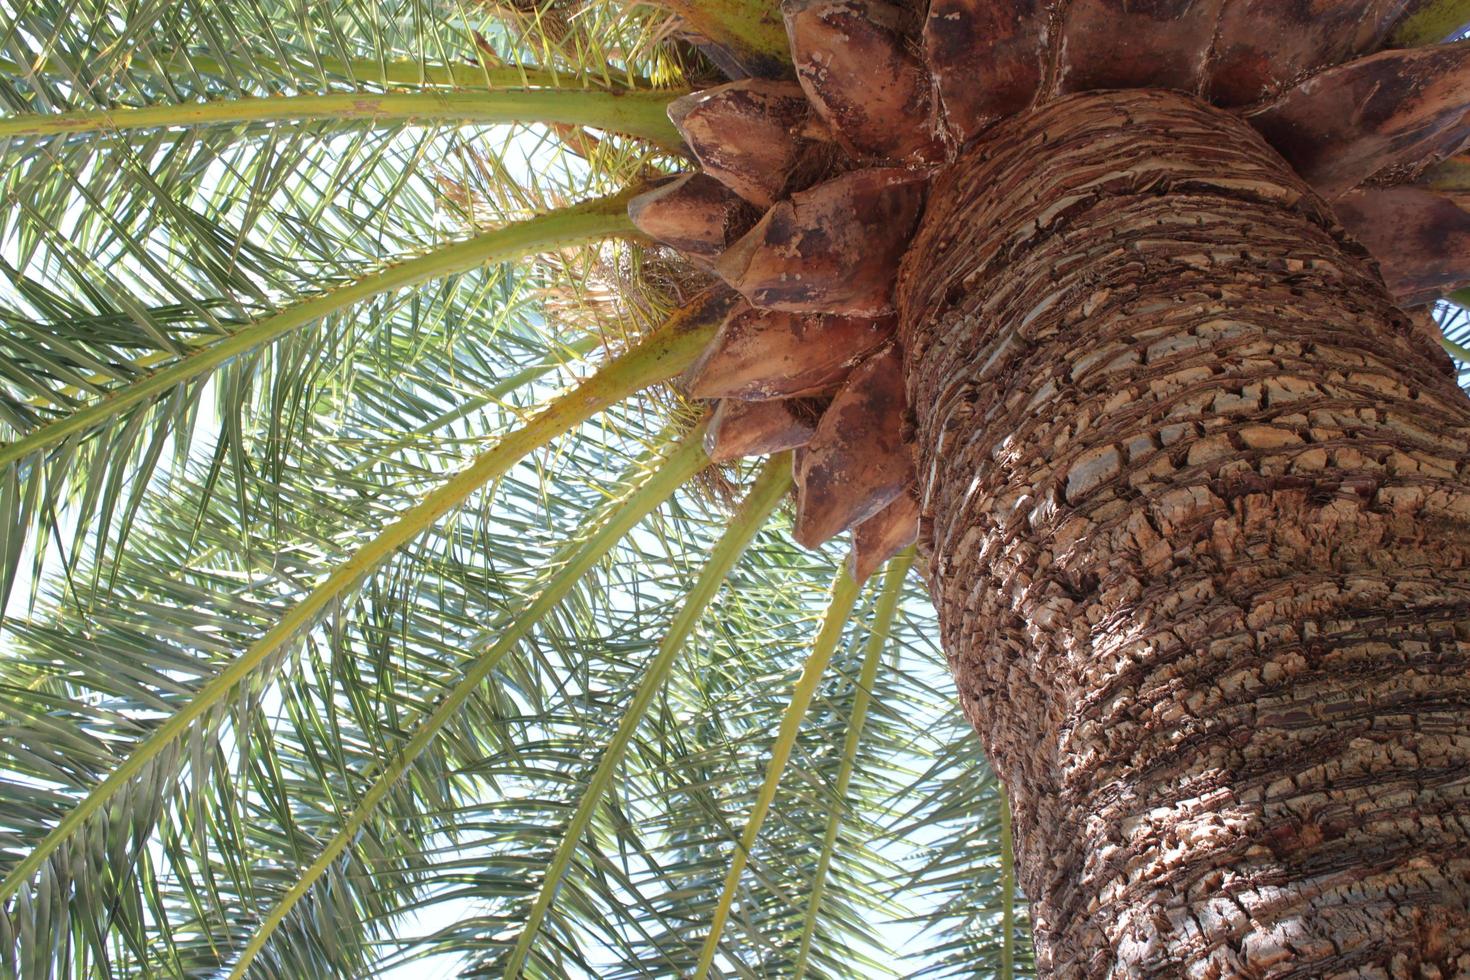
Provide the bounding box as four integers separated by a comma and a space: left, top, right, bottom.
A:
899, 89, 1470, 977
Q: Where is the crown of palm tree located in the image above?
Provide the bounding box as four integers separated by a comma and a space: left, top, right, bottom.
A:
628, 0, 1470, 578
0, 0, 1466, 977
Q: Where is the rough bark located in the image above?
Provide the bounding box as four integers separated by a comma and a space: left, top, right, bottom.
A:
899, 89, 1470, 978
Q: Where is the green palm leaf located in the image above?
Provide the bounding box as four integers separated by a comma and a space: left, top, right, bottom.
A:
0, 289, 725, 907
503, 452, 791, 978
0, 192, 635, 471
792, 548, 914, 980
695, 561, 863, 978
229, 422, 712, 978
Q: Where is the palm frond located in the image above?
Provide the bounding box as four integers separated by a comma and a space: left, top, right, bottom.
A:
0, 0, 687, 611
502, 452, 792, 977
793, 548, 914, 980
695, 560, 863, 978
0, 289, 723, 911
0, 355, 705, 975
1390, 0, 1470, 46
228, 421, 712, 977
0, 1, 1050, 976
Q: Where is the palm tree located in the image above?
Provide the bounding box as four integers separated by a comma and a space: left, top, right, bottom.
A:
1, 0, 1469, 976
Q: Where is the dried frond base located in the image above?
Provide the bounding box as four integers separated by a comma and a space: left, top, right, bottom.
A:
1337, 186, 1470, 305
687, 303, 894, 399
629, 173, 760, 264
669, 80, 829, 208
848, 488, 918, 582
794, 344, 913, 547
784, 0, 941, 162
715, 168, 927, 315
706, 397, 821, 461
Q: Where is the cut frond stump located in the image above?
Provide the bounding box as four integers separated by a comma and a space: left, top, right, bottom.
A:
783, 0, 942, 162
687, 304, 895, 399
1337, 186, 1470, 305
1419, 153, 1470, 200
849, 488, 919, 583
715, 168, 927, 316
1206, 0, 1409, 107
1057, 0, 1221, 94
794, 343, 914, 547
924, 0, 1047, 141
669, 80, 830, 209
628, 174, 760, 264
1247, 41, 1470, 197
706, 398, 821, 461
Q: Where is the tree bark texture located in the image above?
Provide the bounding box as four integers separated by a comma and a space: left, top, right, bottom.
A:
898, 90, 1470, 979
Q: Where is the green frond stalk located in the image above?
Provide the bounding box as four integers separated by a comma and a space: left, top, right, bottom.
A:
1390, 0, 1470, 45
348, 334, 603, 472
1440, 328, 1470, 362
1422, 156, 1470, 191
168, 56, 574, 91
661, 0, 793, 78
1001, 790, 1016, 980
1450, 288, 1470, 308
227, 426, 713, 980
792, 549, 914, 980
0, 51, 663, 91
0, 290, 731, 907
0, 55, 545, 90
0, 90, 681, 147
694, 562, 865, 980
501, 453, 794, 979
0, 194, 636, 470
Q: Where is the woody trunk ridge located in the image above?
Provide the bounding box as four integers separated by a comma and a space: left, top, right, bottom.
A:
899, 90, 1470, 977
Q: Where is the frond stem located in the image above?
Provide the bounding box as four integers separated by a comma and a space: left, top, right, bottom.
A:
0, 52, 659, 92
0, 89, 680, 147
791, 548, 914, 980
500, 452, 793, 979
0, 194, 636, 471
1421, 155, 1470, 191
347, 333, 602, 472
1390, 0, 1470, 45
1001, 788, 1016, 980
694, 561, 865, 979
0, 289, 732, 906
659, 0, 792, 77
1439, 331, 1470, 362
158, 55, 609, 91
226, 425, 713, 980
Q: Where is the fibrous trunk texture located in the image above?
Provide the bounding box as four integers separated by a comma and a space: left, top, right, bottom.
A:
899, 89, 1470, 978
